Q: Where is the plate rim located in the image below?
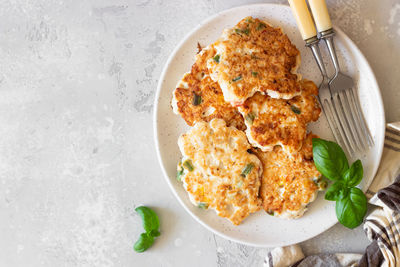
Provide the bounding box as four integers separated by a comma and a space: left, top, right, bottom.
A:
153, 3, 385, 247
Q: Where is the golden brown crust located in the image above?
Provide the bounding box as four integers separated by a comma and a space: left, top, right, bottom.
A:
238, 79, 321, 153
172, 46, 246, 131
256, 133, 321, 217
207, 17, 301, 104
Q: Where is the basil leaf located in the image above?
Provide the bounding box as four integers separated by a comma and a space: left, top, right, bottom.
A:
312, 138, 349, 181
135, 206, 160, 233
336, 187, 367, 229
134, 233, 154, 253
325, 181, 347, 201
343, 160, 363, 187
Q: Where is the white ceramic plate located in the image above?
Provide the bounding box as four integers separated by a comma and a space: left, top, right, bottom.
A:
154, 4, 385, 247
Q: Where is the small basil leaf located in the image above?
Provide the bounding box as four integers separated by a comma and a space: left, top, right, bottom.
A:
343, 160, 363, 187
312, 138, 349, 181
134, 233, 154, 253
325, 181, 347, 201
336, 187, 367, 229
135, 206, 160, 233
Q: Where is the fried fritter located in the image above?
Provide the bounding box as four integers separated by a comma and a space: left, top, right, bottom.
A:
256, 133, 325, 219
207, 16, 301, 105
238, 79, 320, 153
177, 119, 262, 225
172, 46, 246, 131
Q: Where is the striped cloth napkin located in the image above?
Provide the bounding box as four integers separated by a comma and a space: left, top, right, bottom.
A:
264, 122, 400, 267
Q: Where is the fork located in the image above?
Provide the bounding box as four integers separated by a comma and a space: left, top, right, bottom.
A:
289, 0, 373, 155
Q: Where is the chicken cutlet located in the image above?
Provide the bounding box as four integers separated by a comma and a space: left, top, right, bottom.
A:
238, 79, 321, 153
255, 133, 326, 219
177, 119, 262, 225
172, 45, 246, 131
207, 16, 301, 106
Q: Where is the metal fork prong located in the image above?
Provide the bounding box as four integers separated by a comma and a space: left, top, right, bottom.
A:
325, 98, 353, 154
331, 94, 356, 154
340, 90, 365, 151
348, 89, 374, 146
321, 99, 344, 147
343, 89, 368, 150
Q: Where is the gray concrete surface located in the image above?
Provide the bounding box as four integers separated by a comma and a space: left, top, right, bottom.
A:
0, 0, 399, 266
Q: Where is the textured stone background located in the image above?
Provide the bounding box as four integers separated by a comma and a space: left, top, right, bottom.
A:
0, 0, 399, 266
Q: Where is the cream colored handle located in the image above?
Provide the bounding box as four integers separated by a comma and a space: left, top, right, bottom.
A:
308, 0, 332, 32
288, 0, 317, 40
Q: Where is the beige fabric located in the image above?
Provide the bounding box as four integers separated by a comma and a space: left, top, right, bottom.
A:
263, 245, 304, 267
335, 253, 360, 266
367, 123, 400, 200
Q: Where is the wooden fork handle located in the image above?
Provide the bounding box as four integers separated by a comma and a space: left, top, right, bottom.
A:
308, 0, 333, 32
288, 0, 317, 41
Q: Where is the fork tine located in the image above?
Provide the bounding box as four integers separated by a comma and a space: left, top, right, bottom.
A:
347, 88, 374, 146
321, 99, 342, 145
322, 98, 353, 155
331, 94, 357, 155
339, 90, 366, 151
343, 89, 368, 150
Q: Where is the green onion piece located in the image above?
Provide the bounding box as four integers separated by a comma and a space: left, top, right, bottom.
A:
198, 202, 208, 209
267, 210, 275, 216
213, 54, 220, 63
235, 28, 250, 35
241, 163, 255, 177
313, 177, 321, 184
245, 112, 255, 124
251, 71, 258, 77
192, 93, 202, 106
313, 176, 327, 190
291, 105, 301, 114
246, 18, 254, 23
242, 28, 250, 35
183, 160, 194, 171
232, 75, 242, 82
176, 166, 184, 181
257, 22, 266, 30
318, 180, 328, 190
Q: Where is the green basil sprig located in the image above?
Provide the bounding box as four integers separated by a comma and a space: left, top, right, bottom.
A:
134, 206, 160, 253
312, 138, 367, 229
